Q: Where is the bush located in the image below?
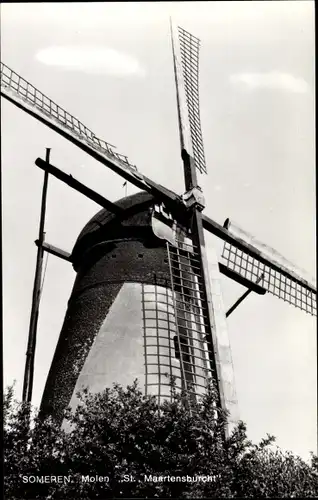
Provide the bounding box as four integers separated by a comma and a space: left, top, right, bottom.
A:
4, 381, 318, 499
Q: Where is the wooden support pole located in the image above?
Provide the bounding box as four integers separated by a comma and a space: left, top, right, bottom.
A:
22, 148, 50, 403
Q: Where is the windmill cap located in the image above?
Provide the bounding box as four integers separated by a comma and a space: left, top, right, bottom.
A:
71, 190, 158, 270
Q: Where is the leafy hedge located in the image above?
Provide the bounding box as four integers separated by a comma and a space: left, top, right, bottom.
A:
4, 381, 318, 499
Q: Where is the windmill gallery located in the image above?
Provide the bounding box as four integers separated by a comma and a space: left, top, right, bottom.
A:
1, 21, 316, 439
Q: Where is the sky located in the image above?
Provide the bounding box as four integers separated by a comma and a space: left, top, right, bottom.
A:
1, 1, 316, 461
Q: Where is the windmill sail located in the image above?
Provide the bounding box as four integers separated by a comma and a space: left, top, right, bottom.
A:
0, 62, 136, 171
1, 61, 188, 210
170, 23, 239, 430
222, 219, 317, 316
170, 21, 207, 175
151, 204, 239, 428
167, 236, 212, 401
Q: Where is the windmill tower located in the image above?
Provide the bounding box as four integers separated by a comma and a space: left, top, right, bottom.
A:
39, 21, 239, 429
1, 21, 316, 437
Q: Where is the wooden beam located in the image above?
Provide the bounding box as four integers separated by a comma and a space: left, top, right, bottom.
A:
226, 274, 265, 318
35, 240, 71, 262
35, 158, 124, 215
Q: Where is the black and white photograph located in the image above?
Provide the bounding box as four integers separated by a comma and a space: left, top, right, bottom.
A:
2, 1, 317, 498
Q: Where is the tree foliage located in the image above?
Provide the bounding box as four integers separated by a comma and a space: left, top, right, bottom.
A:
4, 381, 318, 499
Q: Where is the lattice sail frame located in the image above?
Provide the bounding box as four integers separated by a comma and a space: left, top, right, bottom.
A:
167, 238, 214, 398
141, 280, 180, 405
222, 242, 316, 316
140, 240, 215, 405
147, 207, 239, 429
171, 22, 207, 175
0, 62, 134, 169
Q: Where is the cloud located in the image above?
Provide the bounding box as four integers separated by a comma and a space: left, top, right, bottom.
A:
230, 72, 309, 94
35, 45, 146, 77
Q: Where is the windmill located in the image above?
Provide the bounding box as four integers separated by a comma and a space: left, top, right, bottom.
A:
1, 21, 316, 437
